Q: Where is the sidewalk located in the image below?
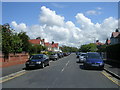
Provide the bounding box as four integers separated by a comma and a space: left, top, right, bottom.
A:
1, 64, 25, 77
104, 60, 120, 79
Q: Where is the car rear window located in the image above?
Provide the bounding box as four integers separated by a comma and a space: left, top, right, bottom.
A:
81, 54, 86, 56
87, 53, 101, 59
31, 55, 43, 59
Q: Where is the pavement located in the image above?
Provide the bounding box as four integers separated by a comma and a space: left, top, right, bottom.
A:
104, 61, 120, 79
1, 53, 120, 88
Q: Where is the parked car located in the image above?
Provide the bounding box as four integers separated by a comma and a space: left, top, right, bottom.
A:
57, 53, 62, 58
25, 54, 49, 69
49, 53, 58, 61
79, 53, 86, 63
63, 52, 68, 56
83, 52, 104, 70
76, 52, 81, 58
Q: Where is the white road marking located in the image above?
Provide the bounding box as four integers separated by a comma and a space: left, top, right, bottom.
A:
61, 61, 70, 72
61, 68, 65, 72
66, 61, 70, 66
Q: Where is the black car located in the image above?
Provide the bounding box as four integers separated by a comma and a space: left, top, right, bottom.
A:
83, 52, 104, 70
25, 54, 49, 69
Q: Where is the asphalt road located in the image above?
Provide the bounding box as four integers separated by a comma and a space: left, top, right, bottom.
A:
2, 54, 120, 88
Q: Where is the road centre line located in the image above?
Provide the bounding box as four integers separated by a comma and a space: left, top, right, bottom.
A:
66, 61, 70, 66
61, 68, 65, 72
102, 71, 120, 86
61, 61, 70, 72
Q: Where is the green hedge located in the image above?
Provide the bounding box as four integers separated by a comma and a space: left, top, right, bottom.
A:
106, 44, 120, 62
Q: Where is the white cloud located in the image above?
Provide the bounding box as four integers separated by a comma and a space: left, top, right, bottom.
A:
11, 6, 118, 47
86, 10, 101, 15
96, 7, 102, 10
11, 21, 27, 32
39, 6, 65, 27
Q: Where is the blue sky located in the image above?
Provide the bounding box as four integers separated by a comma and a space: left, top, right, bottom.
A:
2, 2, 118, 26
1, 2, 119, 46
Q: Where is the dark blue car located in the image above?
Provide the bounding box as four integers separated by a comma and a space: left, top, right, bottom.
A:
25, 54, 49, 69
83, 52, 104, 70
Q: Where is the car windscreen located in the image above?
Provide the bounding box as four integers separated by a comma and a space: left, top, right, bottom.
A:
30, 55, 43, 60
81, 54, 86, 56
87, 53, 101, 59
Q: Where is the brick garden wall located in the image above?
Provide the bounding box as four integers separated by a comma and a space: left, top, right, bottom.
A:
0, 53, 29, 68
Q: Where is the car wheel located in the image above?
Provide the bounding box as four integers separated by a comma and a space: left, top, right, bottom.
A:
41, 63, 45, 68
100, 67, 104, 70
47, 61, 49, 66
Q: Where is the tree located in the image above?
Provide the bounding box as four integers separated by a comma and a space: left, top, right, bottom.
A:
60, 45, 78, 52
11, 33, 23, 54
18, 32, 30, 53
2, 24, 13, 56
79, 43, 97, 52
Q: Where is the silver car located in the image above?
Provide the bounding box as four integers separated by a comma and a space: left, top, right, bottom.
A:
49, 53, 58, 61
79, 53, 86, 63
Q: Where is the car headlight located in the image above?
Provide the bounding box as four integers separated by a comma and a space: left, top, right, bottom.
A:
26, 62, 29, 64
100, 63, 103, 65
36, 61, 41, 64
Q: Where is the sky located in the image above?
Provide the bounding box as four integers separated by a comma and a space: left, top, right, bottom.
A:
2, 2, 119, 47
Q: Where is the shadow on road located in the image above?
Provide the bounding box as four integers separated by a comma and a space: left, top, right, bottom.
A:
22, 67, 42, 71
79, 65, 103, 71
104, 60, 120, 68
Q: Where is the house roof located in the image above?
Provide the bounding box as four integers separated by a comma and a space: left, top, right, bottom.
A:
111, 32, 120, 38
107, 40, 111, 44
44, 42, 58, 48
51, 43, 58, 48
96, 42, 104, 45
44, 42, 50, 47
29, 39, 41, 44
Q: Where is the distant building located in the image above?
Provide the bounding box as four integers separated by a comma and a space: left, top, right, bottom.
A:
29, 39, 45, 46
110, 29, 120, 45
95, 40, 104, 46
29, 39, 61, 52
44, 42, 60, 52
105, 38, 111, 45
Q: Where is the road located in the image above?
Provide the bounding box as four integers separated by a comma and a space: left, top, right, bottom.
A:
2, 54, 120, 88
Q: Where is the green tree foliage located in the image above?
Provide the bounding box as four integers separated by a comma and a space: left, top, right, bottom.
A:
29, 44, 47, 55
2, 24, 23, 55
60, 45, 78, 52
79, 43, 97, 52
2, 24, 13, 56
11, 33, 23, 54
18, 32, 30, 52
0, 25, 2, 51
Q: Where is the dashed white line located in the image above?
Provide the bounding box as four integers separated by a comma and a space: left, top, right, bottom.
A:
66, 61, 70, 66
61, 68, 65, 72
61, 61, 70, 72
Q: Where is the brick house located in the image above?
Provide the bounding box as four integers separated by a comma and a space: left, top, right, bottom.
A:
29, 39, 61, 52
44, 42, 60, 52
95, 40, 104, 46
110, 29, 120, 45
29, 39, 45, 46
105, 38, 111, 45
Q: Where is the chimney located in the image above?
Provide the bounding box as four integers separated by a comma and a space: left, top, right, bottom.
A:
115, 29, 119, 32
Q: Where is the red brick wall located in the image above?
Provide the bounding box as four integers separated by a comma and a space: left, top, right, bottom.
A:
0, 53, 29, 68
